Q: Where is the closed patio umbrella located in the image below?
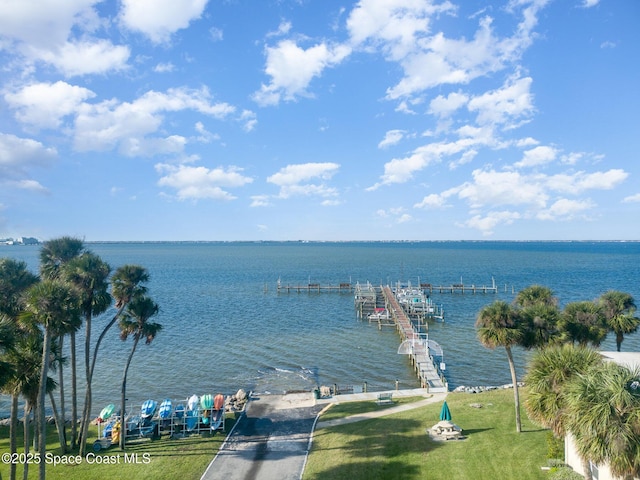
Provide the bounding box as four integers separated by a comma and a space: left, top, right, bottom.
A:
439, 400, 452, 421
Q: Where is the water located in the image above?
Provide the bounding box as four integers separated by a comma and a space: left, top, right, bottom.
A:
1, 241, 639, 417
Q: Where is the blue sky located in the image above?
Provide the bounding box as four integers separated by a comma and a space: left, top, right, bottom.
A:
0, 0, 638, 241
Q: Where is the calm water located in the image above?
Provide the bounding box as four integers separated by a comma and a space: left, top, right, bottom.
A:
1, 241, 639, 417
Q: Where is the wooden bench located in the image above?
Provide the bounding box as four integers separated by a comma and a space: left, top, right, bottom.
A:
376, 393, 394, 405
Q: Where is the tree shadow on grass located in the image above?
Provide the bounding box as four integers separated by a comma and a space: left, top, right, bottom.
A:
305, 459, 421, 480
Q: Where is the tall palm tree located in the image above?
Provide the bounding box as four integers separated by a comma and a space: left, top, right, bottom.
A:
558, 301, 608, 347
524, 344, 603, 437
22, 279, 80, 480
117, 295, 161, 450
599, 290, 639, 352
38, 236, 85, 452
514, 284, 558, 309
564, 361, 640, 479
79, 264, 149, 454
476, 300, 524, 432
0, 258, 38, 480
62, 252, 111, 448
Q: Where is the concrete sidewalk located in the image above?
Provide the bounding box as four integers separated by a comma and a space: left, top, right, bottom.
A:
201, 388, 446, 480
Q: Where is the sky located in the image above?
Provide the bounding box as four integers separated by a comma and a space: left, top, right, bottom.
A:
0, 0, 639, 242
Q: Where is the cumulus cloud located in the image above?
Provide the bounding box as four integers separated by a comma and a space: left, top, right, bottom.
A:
514, 145, 558, 168
0, 0, 130, 76
156, 163, 253, 201
119, 0, 209, 43
5, 81, 96, 129
0, 133, 57, 173
462, 210, 521, 235
252, 40, 351, 106
623, 193, 640, 203
267, 162, 340, 199
378, 130, 405, 149
73, 87, 235, 154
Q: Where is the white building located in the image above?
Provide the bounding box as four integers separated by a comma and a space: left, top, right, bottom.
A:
565, 351, 640, 480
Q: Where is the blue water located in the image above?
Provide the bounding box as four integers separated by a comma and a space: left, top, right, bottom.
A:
1, 241, 639, 416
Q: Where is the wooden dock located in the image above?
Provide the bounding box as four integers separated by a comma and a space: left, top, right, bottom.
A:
277, 278, 498, 294
381, 286, 447, 392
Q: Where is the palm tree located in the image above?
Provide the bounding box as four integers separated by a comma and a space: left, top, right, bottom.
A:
564, 361, 640, 479
514, 284, 558, 309
79, 264, 149, 454
524, 344, 603, 437
62, 252, 111, 448
599, 290, 639, 352
39, 236, 85, 280
558, 301, 608, 347
38, 236, 85, 452
22, 279, 80, 480
117, 295, 161, 450
0, 258, 38, 480
476, 300, 524, 432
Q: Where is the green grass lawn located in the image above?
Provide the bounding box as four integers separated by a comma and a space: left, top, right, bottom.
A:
304, 388, 549, 480
2, 389, 550, 480
0, 414, 237, 480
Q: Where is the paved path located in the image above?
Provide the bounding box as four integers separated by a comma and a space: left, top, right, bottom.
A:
201, 389, 446, 480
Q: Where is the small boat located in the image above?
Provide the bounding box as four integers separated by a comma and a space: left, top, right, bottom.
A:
158, 399, 172, 419
210, 394, 225, 431
186, 395, 199, 431
368, 308, 390, 320
98, 403, 115, 423
201, 394, 213, 425
141, 399, 157, 419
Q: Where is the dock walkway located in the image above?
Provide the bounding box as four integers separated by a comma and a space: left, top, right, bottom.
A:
381, 287, 447, 392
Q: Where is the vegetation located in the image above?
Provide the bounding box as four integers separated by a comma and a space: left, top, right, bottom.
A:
0, 415, 237, 480
304, 388, 548, 480
0, 237, 160, 479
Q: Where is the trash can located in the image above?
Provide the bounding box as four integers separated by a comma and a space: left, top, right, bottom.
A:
313, 388, 320, 399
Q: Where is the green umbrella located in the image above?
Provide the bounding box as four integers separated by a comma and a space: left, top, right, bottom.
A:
439, 400, 452, 421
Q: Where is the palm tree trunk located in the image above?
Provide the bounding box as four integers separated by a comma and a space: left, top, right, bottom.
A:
38, 327, 52, 480
23, 404, 30, 480
505, 345, 522, 433
56, 335, 67, 452
616, 332, 623, 352
70, 330, 77, 449
119, 336, 140, 451
10, 394, 18, 480
79, 309, 122, 455
48, 390, 66, 453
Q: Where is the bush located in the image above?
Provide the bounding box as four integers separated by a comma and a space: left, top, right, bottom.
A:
546, 431, 564, 460
548, 466, 583, 480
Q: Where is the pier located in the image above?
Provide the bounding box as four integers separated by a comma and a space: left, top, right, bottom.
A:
277, 278, 498, 294
353, 283, 447, 392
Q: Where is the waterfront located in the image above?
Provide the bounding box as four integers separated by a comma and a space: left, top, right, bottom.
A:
1, 241, 639, 417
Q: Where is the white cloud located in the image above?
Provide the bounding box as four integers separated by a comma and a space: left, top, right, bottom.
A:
545, 169, 628, 194
0, 133, 57, 172
73, 87, 235, 154
414, 193, 449, 209
267, 162, 340, 199
250, 195, 272, 207
623, 193, 640, 203
514, 145, 558, 168
253, 40, 351, 106
462, 210, 521, 235
537, 198, 594, 221
347, 0, 457, 60
457, 168, 548, 209
0, 1, 130, 76
5, 81, 96, 129
33, 40, 130, 76
581, 0, 600, 7
154, 62, 175, 73
8, 179, 50, 194
467, 75, 534, 128
428, 91, 469, 118
156, 163, 253, 201
119, 0, 209, 44
378, 130, 405, 149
